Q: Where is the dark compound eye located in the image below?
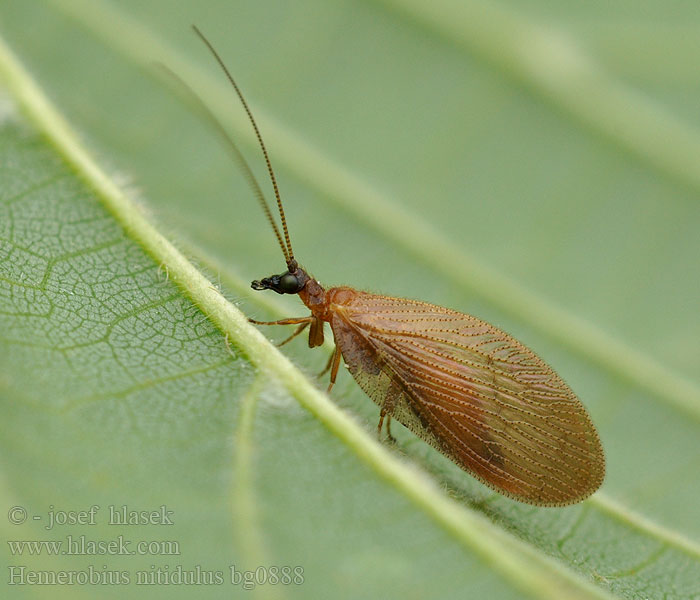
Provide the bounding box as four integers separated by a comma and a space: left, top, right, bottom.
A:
278, 273, 300, 293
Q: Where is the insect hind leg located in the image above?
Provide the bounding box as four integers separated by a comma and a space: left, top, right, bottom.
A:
378, 378, 402, 444
377, 412, 397, 444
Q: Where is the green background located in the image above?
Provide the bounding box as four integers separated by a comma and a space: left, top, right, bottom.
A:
0, 0, 698, 598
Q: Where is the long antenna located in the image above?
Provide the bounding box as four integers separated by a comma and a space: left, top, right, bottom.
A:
192, 25, 296, 269
155, 62, 290, 265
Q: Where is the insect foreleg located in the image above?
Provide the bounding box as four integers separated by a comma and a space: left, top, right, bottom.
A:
248, 316, 314, 326
277, 321, 310, 347
249, 316, 314, 347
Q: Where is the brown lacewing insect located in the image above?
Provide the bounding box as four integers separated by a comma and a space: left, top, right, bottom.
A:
191, 26, 604, 506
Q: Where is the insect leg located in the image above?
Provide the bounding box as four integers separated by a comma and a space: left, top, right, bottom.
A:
248, 316, 313, 326
377, 413, 386, 439
385, 415, 395, 444
326, 346, 342, 394
277, 321, 310, 347
378, 379, 401, 442
378, 411, 397, 444
317, 347, 336, 378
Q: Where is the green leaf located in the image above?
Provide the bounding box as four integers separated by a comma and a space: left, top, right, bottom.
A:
1, 1, 698, 599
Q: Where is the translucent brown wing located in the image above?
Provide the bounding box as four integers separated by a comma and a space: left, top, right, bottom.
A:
327, 288, 605, 506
